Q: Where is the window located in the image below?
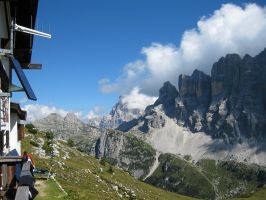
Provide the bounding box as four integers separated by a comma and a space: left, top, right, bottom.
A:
18, 124, 24, 141
0, 131, 3, 155
5, 130, 9, 148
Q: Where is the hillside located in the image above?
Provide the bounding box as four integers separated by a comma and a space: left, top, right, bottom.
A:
23, 126, 266, 200
22, 129, 195, 200
146, 154, 266, 199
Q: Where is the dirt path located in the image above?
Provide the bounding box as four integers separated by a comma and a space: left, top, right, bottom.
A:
35, 180, 47, 197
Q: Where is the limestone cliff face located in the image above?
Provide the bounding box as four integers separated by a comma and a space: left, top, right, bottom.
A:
95, 130, 156, 179
206, 50, 266, 143
179, 69, 211, 111
118, 48, 266, 145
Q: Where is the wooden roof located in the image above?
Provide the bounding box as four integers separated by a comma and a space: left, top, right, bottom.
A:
10, 102, 27, 120
9, 0, 39, 65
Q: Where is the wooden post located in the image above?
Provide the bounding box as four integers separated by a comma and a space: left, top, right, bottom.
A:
15, 161, 38, 200
2, 164, 7, 189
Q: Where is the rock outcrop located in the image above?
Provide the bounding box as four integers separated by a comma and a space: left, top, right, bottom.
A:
99, 96, 143, 129
95, 130, 156, 178
119, 48, 266, 145
33, 113, 102, 153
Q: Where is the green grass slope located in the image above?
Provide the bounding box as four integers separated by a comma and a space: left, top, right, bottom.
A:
145, 153, 216, 200
35, 179, 65, 200
232, 186, 266, 200
197, 159, 266, 199
146, 154, 266, 200
22, 130, 196, 200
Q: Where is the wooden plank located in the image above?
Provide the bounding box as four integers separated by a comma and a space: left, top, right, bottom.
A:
0, 157, 22, 163
0, 159, 22, 163
0, 156, 22, 159
19, 162, 34, 187
15, 161, 38, 199
21, 162, 31, 172
15, 186, 29, 200
21, 63, 42, 70
2, 164, 7, 189
0, 93, 10, 97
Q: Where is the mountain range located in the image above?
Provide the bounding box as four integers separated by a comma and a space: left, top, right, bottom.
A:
32, 48, 266, 199
117, 48, 266, 164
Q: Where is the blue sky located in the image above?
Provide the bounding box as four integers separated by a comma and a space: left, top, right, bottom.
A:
13, 0, 266, 121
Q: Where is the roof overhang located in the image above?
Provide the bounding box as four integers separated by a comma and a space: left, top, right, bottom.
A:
11, 102, 27, 120
9, 0, 39, 65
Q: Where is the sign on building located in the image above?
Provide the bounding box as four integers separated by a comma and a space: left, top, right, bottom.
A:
0, 93, 9, 131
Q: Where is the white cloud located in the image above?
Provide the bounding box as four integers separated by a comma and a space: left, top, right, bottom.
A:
23, 104, 105, 122
98, 78, 119, 94
23, 104, 68, 122
121, 87, 157, 110
142, 43, 179, 79
99, 3, 266, 96
179, 3, 266, 74
86, 106, 105, 120
86, 111, 99, 120
99, 60, 146, 94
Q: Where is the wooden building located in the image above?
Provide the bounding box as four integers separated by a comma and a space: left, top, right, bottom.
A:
0, 0, 50, 199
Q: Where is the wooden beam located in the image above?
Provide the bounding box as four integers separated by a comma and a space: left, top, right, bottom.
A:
15, 161, 38, 199
0, 156, 22, 163
18, 162, 34, 187
21, 162, 31, 172
15, 186, 29, 200
2, 164, 7, 189
0, 158, 22, 163
21, 63, 42, 70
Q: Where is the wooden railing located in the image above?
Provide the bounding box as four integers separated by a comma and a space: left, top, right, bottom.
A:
0, 156, 22, 199
15, 161, 38, 200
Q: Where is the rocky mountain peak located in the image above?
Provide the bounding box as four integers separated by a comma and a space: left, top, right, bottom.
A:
63, 112, 84, 131
47, 113, 63, 121
121, 48, 266, 143
154, 81, 179, 106
99, 96, 143, 129
33, 113, 64, 133
110, 96, 123, 116
33, 111, 102, 143
178, 69, 211, 111
243, 54, 252, 61
64, 112, 80, 121
211, 53, 242, 101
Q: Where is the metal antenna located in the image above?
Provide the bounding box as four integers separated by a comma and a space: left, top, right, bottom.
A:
30, 15, 32, 47
14, 24, 52, 39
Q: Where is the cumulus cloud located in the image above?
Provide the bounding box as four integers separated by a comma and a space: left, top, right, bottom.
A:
86, 106, 105, 120
23, 104, 68, 121
23, 104, 105, 122
99, 60, 146, 94
99, 3, 266, 96
179, 3, 266, 73
121, 87, 157, 110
